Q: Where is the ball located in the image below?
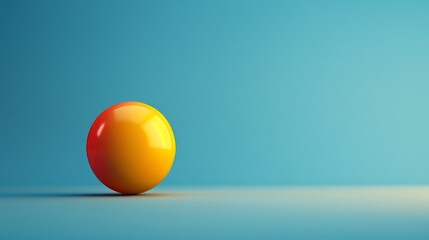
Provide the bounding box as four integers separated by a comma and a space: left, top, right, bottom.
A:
86, 102, 176, 194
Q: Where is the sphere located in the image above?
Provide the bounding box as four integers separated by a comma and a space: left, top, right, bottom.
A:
86, 102, 176, 194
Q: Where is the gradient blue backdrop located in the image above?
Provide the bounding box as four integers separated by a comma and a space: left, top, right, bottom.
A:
1, 0, 429, 187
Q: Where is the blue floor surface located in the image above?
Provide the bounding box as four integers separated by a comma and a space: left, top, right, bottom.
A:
1, 186, 429, 239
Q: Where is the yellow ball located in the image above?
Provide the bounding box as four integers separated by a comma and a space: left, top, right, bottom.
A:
86, 102, 176, 194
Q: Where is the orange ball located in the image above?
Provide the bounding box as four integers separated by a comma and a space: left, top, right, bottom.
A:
86, 102, 176, 194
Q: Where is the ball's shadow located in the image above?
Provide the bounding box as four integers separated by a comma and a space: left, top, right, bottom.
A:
0, 192, 184, 199
62, 192, 181, 198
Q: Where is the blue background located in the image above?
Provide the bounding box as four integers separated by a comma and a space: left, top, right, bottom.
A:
1, 0, 429, 187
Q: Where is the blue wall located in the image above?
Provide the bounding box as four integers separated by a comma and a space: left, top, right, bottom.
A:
1, 0, 429, 187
